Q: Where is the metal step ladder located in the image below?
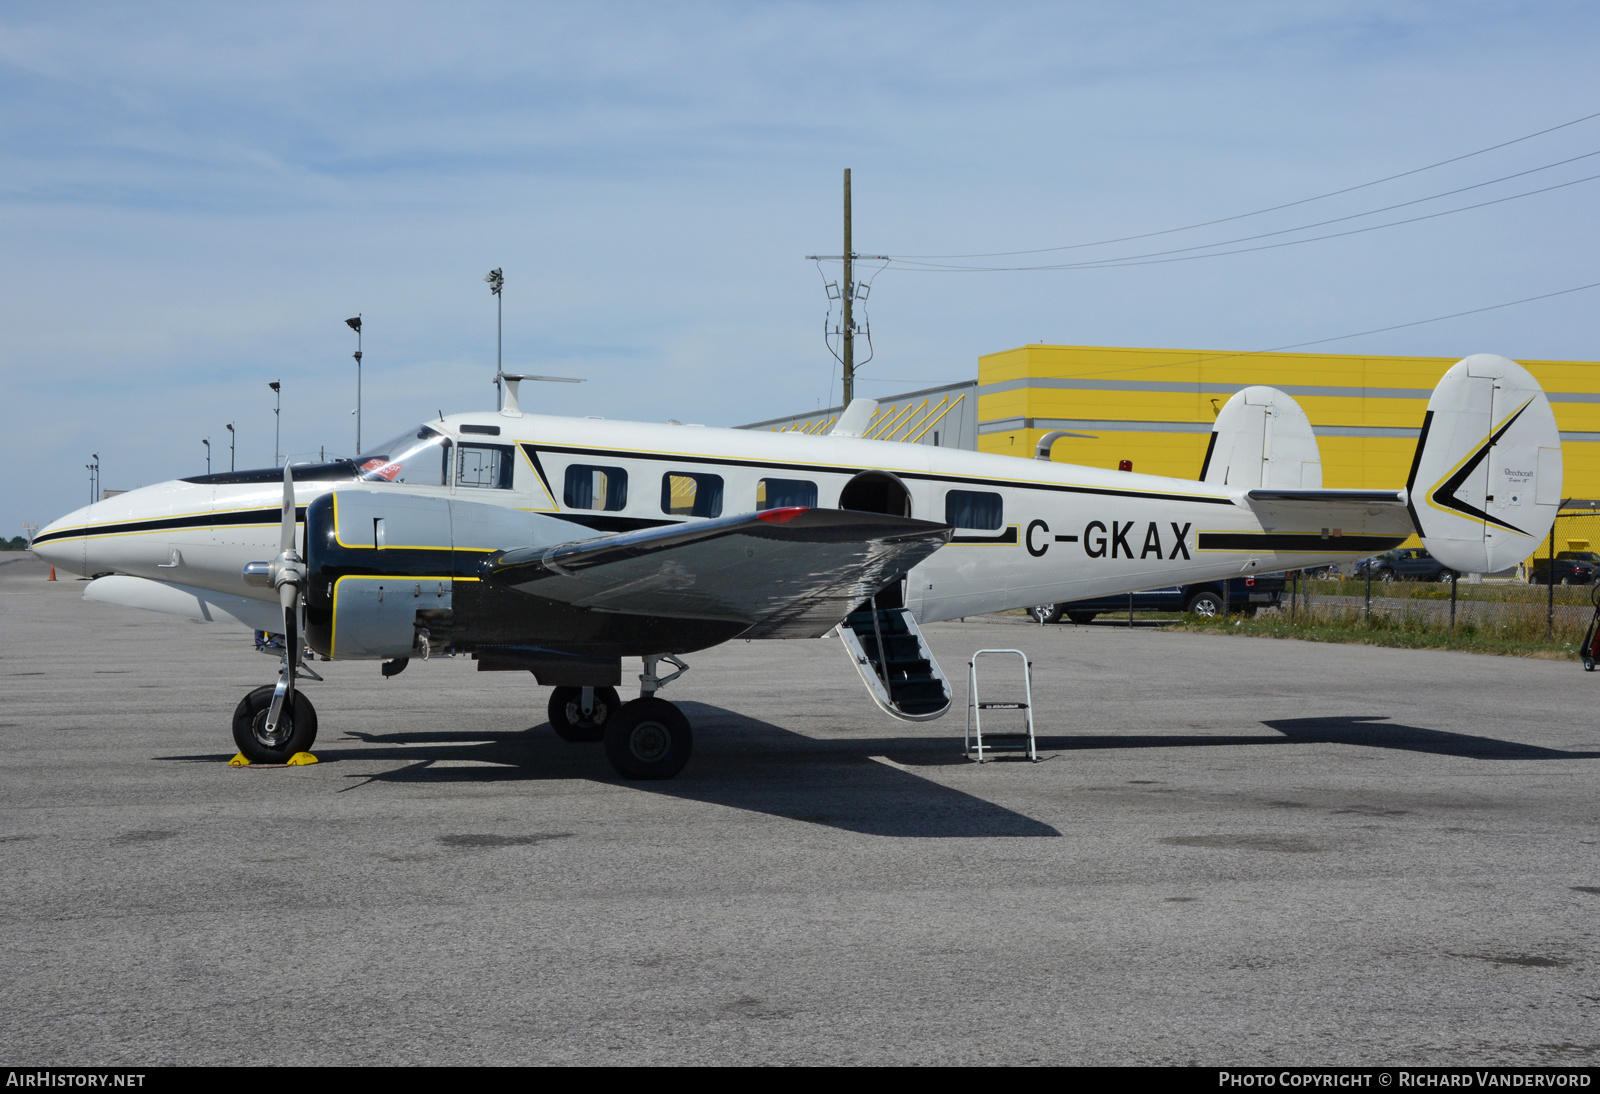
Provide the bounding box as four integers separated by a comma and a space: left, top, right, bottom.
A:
838, 597, 953, 721
964, 649, 1037, 762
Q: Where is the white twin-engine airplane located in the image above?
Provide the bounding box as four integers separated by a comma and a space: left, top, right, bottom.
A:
32, 353, 1561, 780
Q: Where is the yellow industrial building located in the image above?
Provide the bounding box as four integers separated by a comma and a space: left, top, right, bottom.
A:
976, 344, 1600, 558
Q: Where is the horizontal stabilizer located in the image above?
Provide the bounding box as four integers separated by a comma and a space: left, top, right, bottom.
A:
1246, 489, 1407, 506
489, 507, 951, 639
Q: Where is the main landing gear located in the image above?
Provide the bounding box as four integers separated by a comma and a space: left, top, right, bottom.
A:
551, 654, 693, 781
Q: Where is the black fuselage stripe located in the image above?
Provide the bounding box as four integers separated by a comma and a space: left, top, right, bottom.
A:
950, 527, 1019, 544
31, 507, 306, 546
524, 444, 1235, 507
1198, 532, 1406, 552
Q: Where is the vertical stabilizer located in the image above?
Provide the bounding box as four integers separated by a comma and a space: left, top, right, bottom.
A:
1408, 354, 1561, 574
1201, 386, 1322, 489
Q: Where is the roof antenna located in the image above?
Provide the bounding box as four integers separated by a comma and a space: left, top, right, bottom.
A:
438, 409, 444, 421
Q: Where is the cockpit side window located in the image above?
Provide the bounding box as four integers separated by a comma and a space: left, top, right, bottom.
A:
356, 426, 451, 486
457, 444, 515, 489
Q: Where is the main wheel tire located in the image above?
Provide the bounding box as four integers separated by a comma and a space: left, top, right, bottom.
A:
1584, 656, 1595, 672
1029, 604, 1064, 625
231, 684, 317, 764
547, 685, 620, 742
603, 697, 692, 780
1065, 610, 1097, 625
1185, 590, 1224, 617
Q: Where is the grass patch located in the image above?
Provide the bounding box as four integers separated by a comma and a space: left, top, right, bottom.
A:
1168, 599, 1590, 659
1305, 577, 1595, 605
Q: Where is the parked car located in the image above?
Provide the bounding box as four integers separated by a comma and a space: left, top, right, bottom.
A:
1527, 552, 1600, 585
1030, 574, 1287, 624
1353, 547, 1456, 583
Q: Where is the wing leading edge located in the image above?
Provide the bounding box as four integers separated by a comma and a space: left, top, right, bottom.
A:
487, 507, 953, 639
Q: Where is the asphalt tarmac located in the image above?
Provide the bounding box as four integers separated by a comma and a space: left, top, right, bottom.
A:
3, 551, 1599, 1066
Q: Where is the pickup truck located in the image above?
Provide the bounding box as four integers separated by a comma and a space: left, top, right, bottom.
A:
1527, 552, 1600, 585
1030, 575, 1288, 624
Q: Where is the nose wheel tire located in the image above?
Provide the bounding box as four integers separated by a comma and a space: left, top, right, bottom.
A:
231, 684, 318, 764
547, 685, 621, 742
603, 697, 692, 780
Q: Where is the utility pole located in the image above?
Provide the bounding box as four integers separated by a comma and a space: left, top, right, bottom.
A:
485, 269, 504, 410
346, 316, 363, 453
269, 381, 281, 466
842, 169, 853, 405
807, 169, 886, 407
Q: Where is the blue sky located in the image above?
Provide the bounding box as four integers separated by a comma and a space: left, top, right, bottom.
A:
3, 2, 1598, 532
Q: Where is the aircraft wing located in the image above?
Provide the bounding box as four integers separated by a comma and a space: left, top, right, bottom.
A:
486, 507, 952, 639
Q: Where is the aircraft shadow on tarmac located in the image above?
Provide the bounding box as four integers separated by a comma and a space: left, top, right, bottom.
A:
321, 701, 1062, 839
1024, 715, 1600, 762
159, 711, 1592, 838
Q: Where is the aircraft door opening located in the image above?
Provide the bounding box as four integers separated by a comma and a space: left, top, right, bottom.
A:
839, 471, 912, 609
839, 471, 911, 518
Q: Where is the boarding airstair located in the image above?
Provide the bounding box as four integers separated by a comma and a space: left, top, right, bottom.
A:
838, 596, 953, 721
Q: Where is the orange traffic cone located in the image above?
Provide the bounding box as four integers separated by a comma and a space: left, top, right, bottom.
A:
48, 566, 56, 581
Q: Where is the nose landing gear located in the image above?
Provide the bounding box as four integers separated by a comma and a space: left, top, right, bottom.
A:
232, 682, 318, 763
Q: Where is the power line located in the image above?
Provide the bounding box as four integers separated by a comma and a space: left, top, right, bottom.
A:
895, 169, 1600, 272
896, 107, 1600, 260
896, 149, 1600, 271
1258, 280, 1600, 353
1059, 279, 1600, 383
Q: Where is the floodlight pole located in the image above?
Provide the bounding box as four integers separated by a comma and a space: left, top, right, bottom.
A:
486, 269, 504, 410
269, 381, 281, 467
346, 315, 363, 454
226, 423, 235, 472
202, 438, 210, 475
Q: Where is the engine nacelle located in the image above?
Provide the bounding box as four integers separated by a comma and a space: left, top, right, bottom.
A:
303, 490, 545, 660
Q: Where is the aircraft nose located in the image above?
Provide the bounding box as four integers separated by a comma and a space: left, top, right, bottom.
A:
31, 508, 89, 575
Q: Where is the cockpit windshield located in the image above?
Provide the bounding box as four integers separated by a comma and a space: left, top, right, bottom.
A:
355, 426, 452, 485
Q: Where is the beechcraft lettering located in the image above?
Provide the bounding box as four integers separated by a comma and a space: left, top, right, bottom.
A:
1023, 520, 1191, 560
32, 356, 1561, 782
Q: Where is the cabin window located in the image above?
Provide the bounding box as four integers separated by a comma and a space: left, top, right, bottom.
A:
456, 444, 515, 489
945, 489, 1003, 530
757, 478, 818, 510
564, 465, 629, 511
661, 472, 723, 518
